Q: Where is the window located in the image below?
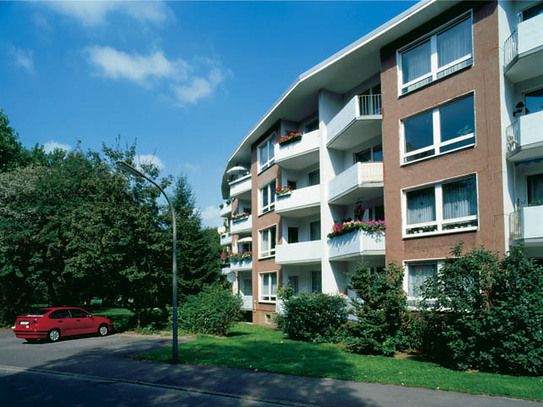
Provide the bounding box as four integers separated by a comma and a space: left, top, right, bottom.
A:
398, 14, 472, 94
259, 226, 276, 258
70, 309, 90, 318
288, 276, 299, 295
525, 88, 543, 115
308, 170, 320, 186
239, 278, 252, 296
528, 174, 543, 206
258, 134, 275, 172
260, 272, 277, 302
49, 310, 71, 319
407, 262, 437, 305
310, 221, 321, 241
287, 180, 297, 190
260, 181, 276, 214
288, 227, 299, 244
405, 175, 478, 236
360, 84, 382, 115
311, 271, 322, 293
355, 144, 383, 163
402, 94, 475, 164
522, 2, 543, 21
305, 119, 319, 133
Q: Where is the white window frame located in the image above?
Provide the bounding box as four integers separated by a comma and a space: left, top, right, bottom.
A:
404, 260, 443, 308
402, 174, 479, 238
400, 93, 475, 165
257, 133, 276, 173
397, 12, 473, 96
259, 180, 276, 215
259, 225, 276, 259
259, 271, 278, 303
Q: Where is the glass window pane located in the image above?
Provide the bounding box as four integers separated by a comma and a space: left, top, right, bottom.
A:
271, 273, 277, 295
262, 187, 269, 207
442, 177, 477, 219
262, 231, 269, 252
408, 263, 436, 297
271, 227, 276, 250
528, 174, 543, 205
440, 95, 474, 143
311, 271, 322, 293
523, 2, 543, 21
309, 170, 320, 186
259, 145, 267, 166
355, 148, 371, 163
270, 181, 276, 204
525, 88, 543, 115
263, 274, 269, 295
407, 187, 436, 225
268, 140, 274, 161
310, 222, 321, 241
404, 111, 433, 153
402, 40, 431, 84
373, 144, 383, 162
437, 19, 472, 67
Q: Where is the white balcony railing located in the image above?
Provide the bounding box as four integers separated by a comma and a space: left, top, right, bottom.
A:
240, 295, 253, 310
507, 110, 543, 161
504, 13, 543, 82
328, 162, 383, 204
220, 233, 232, 246
230, 259, 253, 272
275, 129, 320, 170
328, 230, 386, 261
275, 185, 320, 215
220, 202, 232, 217
510, 206, 543, 242
229, 174, 252, 198
275, 240, 322, 265
231, 215, 252, 235
327, 94, 382, 150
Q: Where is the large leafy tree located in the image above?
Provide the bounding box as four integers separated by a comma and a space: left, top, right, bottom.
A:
0, 110, 26, 172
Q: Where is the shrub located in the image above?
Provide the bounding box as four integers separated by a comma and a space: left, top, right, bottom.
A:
421, 243, 543, 375
344, 263, 409, 356
92, 308, 135, 332
178, 283, 242, 336
275, 291, 347, 343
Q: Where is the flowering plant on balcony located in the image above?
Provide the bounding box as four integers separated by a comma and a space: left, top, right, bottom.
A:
327, 219, 386, 239
231, 212, 250, 222
276, 185, 292, 196
277, 131, 302, 147
229, 251, 252, 262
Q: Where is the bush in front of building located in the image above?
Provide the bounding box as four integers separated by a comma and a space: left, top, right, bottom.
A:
343, 263, 410, 356
177, 283, 242, 337
275, 291, 347, 343
420, 243, 543, 376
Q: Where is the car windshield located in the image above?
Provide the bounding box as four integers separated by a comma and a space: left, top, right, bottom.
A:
25, 308, 51, 317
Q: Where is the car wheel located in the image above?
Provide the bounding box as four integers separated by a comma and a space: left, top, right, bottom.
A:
97, 324, 109, 337
48, 329, 61, 342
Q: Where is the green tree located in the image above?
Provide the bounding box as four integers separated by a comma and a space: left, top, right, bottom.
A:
0, 110, 26, 172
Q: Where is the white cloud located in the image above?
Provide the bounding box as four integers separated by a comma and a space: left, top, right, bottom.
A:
43, 1, 170, 27
86, 47, 188, 85
135, 154, 165, 171
201, 205, 222, 228
10, 47, 35, 73
181, 163, 202, 173
172, 68, 227, 105
44, 141, 72, 153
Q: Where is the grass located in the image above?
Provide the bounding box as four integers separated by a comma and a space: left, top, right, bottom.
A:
136, 323, 543, 401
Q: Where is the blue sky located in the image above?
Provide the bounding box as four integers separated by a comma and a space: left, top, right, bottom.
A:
0, 0, 415, 228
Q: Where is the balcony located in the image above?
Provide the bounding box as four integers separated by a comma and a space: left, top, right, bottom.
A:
507, 111, 543, 162
510, 206, 543, 256
230, 259, 253, 272
220, 202, 232, 217
328, 162, 383, 205
220, 232, 232, 246
240, 295, 253, 310
275, 185, 320, 217
275, 240, 322, 265
275, 130, 320, 170
231, 215, 252, 235
230, 174, 252, 199
504, 13, 543, 83
328, 230, 386, 261
327, 94, 382, 150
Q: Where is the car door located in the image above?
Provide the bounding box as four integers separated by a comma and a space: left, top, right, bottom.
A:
69, 309, 95, 335
49, 309, 74, 335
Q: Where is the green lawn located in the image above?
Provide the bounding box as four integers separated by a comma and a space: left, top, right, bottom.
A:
136, 323, 543, 401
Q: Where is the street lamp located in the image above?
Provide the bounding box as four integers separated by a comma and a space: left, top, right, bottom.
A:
116, 160, 178, 363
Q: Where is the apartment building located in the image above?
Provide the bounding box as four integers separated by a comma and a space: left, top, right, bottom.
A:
219, 0, 543, 324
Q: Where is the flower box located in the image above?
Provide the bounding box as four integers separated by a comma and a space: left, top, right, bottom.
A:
232, 212, 250, 222
327, 220, 386, 239
277, 132, 302, 147
276, 186, 293, 197
229, 251, 252, 261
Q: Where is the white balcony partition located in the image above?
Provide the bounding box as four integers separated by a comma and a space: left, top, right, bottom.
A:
504, 13, 543, 82
328, 230, 386, 261
231, 216, 252, 235
229, 174, 252, 198
275, 130, 320, 170
507, 111, 543, 162
328, 162, 384, 204
230, 259, 253, 272
275, 185, 320, 216
522, 206, 543, 241
275, 240, 322, 265
220, 233, 232, 246
327, 95, 382, 150
240, 295, 253, 310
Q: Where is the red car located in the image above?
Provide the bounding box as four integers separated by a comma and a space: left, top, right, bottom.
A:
13, 307, 113, 343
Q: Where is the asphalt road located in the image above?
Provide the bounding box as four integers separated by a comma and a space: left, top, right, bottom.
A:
0, 328, 541, 407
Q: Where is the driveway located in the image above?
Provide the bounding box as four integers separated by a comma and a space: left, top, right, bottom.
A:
0, 329, 541, 407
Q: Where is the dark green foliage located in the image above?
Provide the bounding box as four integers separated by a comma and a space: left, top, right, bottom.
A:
178, 283, 242, 336
344, 263, 409, 356
276, 292, 347, 343
0, 110, 26, 172
421, 243, 543, 375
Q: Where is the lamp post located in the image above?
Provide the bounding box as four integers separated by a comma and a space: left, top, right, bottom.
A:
116, 160, 178, 363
